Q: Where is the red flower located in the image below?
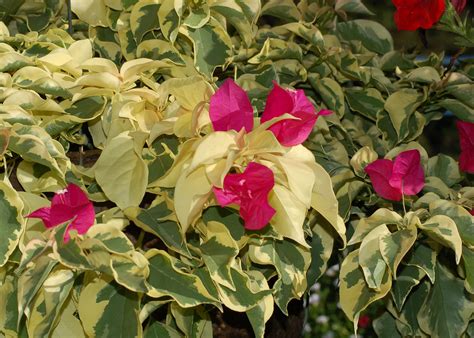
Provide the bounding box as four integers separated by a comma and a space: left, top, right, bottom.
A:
209, 78, 254, 133
27, 183, 95, 242
392, 0, 446, 31
261, 82, 332, 147
365, 149, 425, 201
213, 162, 276, 230
457, 120, 474, 173
358, 315, 371, 329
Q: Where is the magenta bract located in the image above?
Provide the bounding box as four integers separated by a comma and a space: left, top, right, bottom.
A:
457, 120, 474, 174
261, 82, 331, 146
209, 78, 254, 133
213, 162, 276, 230
365, 149, 425, 201
27, 183, 95, 242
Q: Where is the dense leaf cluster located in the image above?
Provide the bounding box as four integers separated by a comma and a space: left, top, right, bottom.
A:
0, 0, 473, 337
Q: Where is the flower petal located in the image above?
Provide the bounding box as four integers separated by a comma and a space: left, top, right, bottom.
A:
365, 159, 403, 201
262, 82, 320, 146
213, 162, 275, 229
240, 198, 276, 230
261, 82, 294, 122
392, 0, 445, 31
457, 120, 474, 173
64, 203, 96, 242
27, 207, 54, 228
389, 149, 425, 196
27, 183, 96, 242
209, 78, 254, 132
213, 186, 240, 206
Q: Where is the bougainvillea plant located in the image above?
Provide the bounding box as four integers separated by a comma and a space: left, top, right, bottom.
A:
0, 0, 473, 337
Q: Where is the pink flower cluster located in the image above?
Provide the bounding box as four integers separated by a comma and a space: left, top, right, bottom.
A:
210, 79, 330, 230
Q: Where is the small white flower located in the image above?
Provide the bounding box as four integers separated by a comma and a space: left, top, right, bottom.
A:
56, 188, 68, 195
310, 282, 321, 292
309, 294, 320, 305
322, 331, 335, 338
316, 315, 329, 324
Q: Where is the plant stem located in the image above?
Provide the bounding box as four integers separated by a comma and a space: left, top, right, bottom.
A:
136, 230, 145, 248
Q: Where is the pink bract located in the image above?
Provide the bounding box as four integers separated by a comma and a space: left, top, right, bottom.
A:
261, 82, 331, 147
456, 120, 474, 173
27, 183, 95, 242
365, 149, 425, 201
365, 159, 403, 201
209, 78, 254, 133
213, 162, 276, 230
389, 149, 425, 195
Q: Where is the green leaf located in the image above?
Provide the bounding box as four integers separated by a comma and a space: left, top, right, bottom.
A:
211, 0, 256, 46
0, 52, 33, 72
217, 266, 272, 312
130, 0, 161, 43
391, 264, 426, 311
158, 0, 181, 42
419, 215, 462, 264
146, 250, 220, 308
397, 279, 430, 336
183, 0, 210, 28
179, 18, 233, 77
261, 0, 301, 22
446, 83, 474, 108
417, 263, 473, 338
406, 242, 437, 283
27, 268, 75, 337
0, 182, 24, 267
137, 39, 185, 65
380, 226, 417, 278
17, 255, 57, 324
246, 271, 273, 338
359, 224, 390, 290
345, 87, 384, 121
405, 67, 441, 83
0, 272, 19, 336
200, 221, 239, 290
8, 130, 64, 177
335, 0, 374, 15
339, 249, 391, 327
144, 321, 182, 338
309, 76, 345, 117
373, 312, 402, 338
95, 131, 148, 209
439, 99, 474, 123
45, 96, 106, 136
427, 154, 462, 187
384, 89, 425, 141
349, 208, 403, 245
462, 246, 474, 294
248, 38, 303, 64
111, 253, 149, 293
306, 216, 335, 287
202, 206, 245, 243
429, 200, 474, 247
126, 202, 192, 257
170, 303, 213, 338
337, 20, 394, 54
78, 277, 142, 338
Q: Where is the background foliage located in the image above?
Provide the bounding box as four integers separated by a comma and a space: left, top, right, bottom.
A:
0, 0, 473, 337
